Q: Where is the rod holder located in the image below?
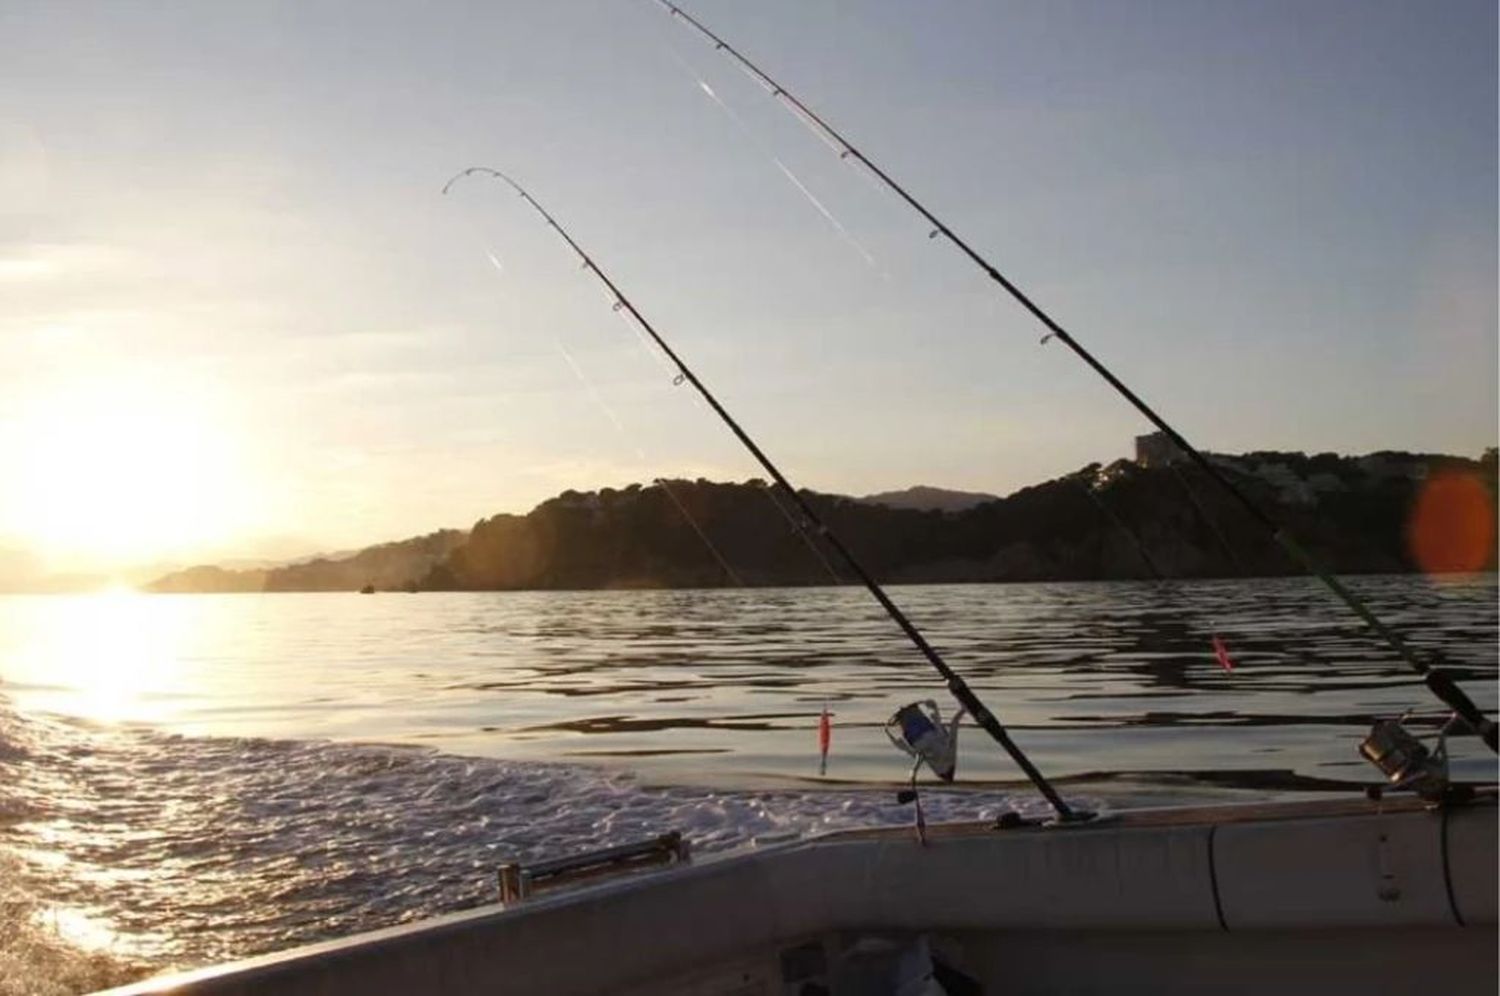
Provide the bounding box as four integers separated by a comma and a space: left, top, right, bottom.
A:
498, 831, 691, 903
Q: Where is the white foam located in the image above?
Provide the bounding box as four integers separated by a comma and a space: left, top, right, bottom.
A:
0, 700, 1066, 980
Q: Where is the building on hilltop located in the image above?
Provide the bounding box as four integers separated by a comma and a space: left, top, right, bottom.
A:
1135, 431, 1184, 468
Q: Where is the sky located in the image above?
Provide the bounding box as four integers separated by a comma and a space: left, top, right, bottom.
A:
1, 0, 1495, 578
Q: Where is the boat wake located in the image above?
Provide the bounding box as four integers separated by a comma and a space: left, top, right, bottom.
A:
0, 698, 1056, 990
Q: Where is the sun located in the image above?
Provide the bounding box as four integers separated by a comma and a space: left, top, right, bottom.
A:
3, 376, 263, 567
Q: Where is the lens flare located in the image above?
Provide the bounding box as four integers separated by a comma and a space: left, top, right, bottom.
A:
1407, 471, 1497, 575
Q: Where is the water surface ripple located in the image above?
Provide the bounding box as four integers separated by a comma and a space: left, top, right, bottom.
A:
0, 576, 1494, 987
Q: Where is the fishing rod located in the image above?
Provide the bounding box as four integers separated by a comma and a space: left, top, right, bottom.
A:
443, 166, 1083, 821
654, 2, 1499, 753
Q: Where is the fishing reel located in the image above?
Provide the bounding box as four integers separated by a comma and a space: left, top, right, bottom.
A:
886, 699, 965, 782
886, 700, 966, 846
1359, 711, 1464, 803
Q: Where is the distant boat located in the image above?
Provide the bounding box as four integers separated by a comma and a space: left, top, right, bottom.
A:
358, 584, 375, 594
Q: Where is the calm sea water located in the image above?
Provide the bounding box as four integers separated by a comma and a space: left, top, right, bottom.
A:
1, 576, 1495, 991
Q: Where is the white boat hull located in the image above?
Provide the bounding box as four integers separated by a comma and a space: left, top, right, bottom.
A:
103, 794, 1497, 995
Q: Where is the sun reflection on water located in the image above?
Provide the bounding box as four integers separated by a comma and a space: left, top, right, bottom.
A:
5, 589, 199, 725
34, 905, 124, 957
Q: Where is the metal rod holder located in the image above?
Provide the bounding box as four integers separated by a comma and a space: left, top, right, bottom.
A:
498, 831, 692, 903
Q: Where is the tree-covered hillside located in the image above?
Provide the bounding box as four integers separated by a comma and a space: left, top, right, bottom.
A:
145, 449, 1497, 593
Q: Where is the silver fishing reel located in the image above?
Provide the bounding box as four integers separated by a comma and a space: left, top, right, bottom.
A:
1359, 712, 1459, 801
885, 699, 966, 782
886, 699, 967, 846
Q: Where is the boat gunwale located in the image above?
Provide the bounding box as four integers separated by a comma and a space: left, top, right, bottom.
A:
96, 790, 1496, 995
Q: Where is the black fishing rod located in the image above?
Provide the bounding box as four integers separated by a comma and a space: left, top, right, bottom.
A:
655, 2, 1498, 753
443, 166, 1083, 821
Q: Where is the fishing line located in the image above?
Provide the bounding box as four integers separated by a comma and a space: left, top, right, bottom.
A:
553, 339, 632, 439
582, 245, 852, 582
652, 1, 886, 201
1071, 466, 1245, 673
444, 192, 748, 588
442, 166, 1083, 821
652, 477, 747, 587
1069, 471, 1162, 581
651, 30, 879, 269
555, 338, 747, 588
654, 2, 1498, 751
583, 274, 833, 587
757, 480, 843, 584
1169, 462, 1244, 572
607, 302, 716, 421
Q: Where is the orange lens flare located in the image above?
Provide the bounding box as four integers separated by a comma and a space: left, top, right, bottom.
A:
1406, 471, 1497, 575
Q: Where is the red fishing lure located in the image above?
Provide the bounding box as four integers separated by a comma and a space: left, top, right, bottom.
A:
817, 703, 832, 775
1212, 634, 1235, 672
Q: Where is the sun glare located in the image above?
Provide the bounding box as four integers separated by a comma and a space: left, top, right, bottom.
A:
4, 588, 197, 724
3, 378, 262, 567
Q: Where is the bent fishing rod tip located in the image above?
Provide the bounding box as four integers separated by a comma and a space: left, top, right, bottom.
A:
441, 165, 514, 196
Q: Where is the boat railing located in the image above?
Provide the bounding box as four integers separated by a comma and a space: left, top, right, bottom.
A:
498, 831, 692, 902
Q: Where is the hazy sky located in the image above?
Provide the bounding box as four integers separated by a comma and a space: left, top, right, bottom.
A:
2, 0, 1495, 574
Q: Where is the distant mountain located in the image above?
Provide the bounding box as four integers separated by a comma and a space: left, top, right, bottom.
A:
0, 550, 181, 594
0, 535, 354, 593
144, 564, 269, 594
146, 530, 467, 593
858, 485, 1000, 513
